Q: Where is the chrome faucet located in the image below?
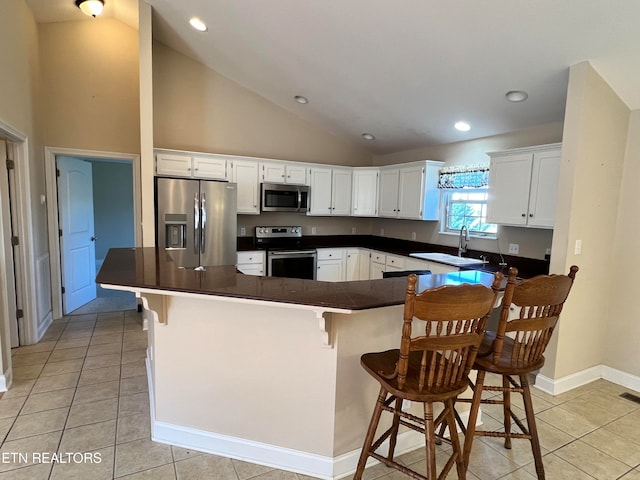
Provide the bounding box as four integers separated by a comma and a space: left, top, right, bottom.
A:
458, 225, 469, 257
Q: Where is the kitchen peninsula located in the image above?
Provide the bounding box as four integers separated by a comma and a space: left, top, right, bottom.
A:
97, 247, 501, 479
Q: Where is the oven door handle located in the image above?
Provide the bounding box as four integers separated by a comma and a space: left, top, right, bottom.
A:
268, 250, 317, 257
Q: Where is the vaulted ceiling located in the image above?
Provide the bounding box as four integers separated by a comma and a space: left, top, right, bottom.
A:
26, 0, 640, 153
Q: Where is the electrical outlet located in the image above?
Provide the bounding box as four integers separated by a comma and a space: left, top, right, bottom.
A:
574, 239, 582, 255
411, 232, 417, 241
352, 227, 356, 234
380, 228, 384, 236
240, 227, 246, 236
508, 243, 519, 255
311, 226, 317, 235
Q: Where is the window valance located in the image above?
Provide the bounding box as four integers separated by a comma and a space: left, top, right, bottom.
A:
437, 164, 489, 189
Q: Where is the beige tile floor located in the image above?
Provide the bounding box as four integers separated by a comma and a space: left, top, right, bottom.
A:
1, 308, 640, 479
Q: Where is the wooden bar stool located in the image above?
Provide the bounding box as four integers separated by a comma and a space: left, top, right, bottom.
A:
462, 266, 578, 479
354, 272, 503, 480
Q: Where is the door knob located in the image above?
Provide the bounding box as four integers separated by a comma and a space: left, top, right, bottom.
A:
91, 236, 97, 241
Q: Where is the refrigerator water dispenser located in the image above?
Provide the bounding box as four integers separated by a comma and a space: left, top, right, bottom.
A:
165, 214, 187, 249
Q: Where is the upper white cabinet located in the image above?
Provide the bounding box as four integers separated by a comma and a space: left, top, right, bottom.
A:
155, 150, 227, 180
229, 158, 260, 215
351, 168, 379, 217
260, 161, 308, 185
378, 161, 443, 220
308, 166, 352, 216
487, 143, 561, 228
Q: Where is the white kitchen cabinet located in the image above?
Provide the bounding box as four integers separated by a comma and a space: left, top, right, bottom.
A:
261, 161, 308, 185
378, 161, 443, 220
369, 252, 386, 280
385, 253, 406, 272
351, 168, 379, 217
487, 143, 561, 228
155, 149, 227, 180
236, 251, 265, 276
229, 158, 260, 214
346, 248, 370, 281
308, 166, 352, 216
316, 248, 346, 282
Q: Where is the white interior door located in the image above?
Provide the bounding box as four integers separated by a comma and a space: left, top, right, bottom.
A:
57, 156, 96, 314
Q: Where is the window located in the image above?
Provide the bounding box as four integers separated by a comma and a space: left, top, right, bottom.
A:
443, 188, 497, 236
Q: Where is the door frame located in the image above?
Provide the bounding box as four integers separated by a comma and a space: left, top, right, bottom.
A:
0, 119, 34, 347
45, 146, 142, 319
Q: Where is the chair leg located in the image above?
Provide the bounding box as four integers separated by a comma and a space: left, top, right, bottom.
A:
463, 369, 486, 470
355, 387, 387, 480
424, 402, 437, 480
503, 375, 512, 449
520, 375, 545, 480
387, 396, 403, 462
445, 398, 466, 480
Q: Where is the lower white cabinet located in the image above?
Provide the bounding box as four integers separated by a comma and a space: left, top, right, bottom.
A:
346, 248, 370, 281
236, 251, 265, 276
316, 248, 346, 282
369, 251, 386, 280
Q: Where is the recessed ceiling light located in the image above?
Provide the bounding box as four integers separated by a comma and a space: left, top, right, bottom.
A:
189, 17, 208, 32
506, 90, 528, 102
294, 95, 309, 104
362, 133, 376, 141
454, 121, 471, 132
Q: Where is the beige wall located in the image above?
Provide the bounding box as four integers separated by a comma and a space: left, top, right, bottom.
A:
0, 0, 44, 375
603, 110, 640, 376
542, 62, 630, 380
152, 42, 372, 167
371, 124, 563, 259
38, 19, 140, 154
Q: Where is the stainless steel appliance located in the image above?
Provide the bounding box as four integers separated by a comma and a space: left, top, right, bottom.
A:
156, 178, 237, 268
256, 226, 317, 279
260, 183, 310, 213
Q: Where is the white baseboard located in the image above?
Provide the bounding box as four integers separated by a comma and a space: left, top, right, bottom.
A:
0, 367, 12, 392
602, 366, 640, 393
535, 364, 640, 395
36, 311, 53, 342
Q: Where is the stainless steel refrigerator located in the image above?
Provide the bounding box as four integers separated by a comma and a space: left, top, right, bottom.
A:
155, 178, 237, 268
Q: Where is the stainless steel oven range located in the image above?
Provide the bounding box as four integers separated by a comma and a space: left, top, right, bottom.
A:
255, 226, 317, 280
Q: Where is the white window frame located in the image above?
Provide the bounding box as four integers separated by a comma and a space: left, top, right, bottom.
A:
441, 188, 497, 238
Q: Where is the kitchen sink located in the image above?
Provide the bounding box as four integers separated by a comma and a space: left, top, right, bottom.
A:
410, 252, 487, 267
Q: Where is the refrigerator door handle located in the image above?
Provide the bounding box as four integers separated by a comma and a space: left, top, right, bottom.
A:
201, 192, 207, 254
194, 192, 200, 254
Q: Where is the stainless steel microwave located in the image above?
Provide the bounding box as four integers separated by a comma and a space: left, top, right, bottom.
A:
261, 183, 310, 213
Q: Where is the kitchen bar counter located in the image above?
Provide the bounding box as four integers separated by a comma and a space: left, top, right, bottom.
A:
98, 247, 501, 479
97, 247, 501, 311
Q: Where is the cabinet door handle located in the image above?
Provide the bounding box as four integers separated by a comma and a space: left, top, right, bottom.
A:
529, 213, 534, 217
521, 213, 526, 217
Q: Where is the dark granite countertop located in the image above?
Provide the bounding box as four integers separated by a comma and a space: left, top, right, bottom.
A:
237, 234, 548, 279
97, 247, 503, 311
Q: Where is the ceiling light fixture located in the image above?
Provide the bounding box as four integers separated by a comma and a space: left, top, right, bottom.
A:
75, 0, 104, 17
505, 90, 528, 102
362, 133, 376, 141
189, 17, 208, 32
454, 121, 471, 132
294, 95, 309, 104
